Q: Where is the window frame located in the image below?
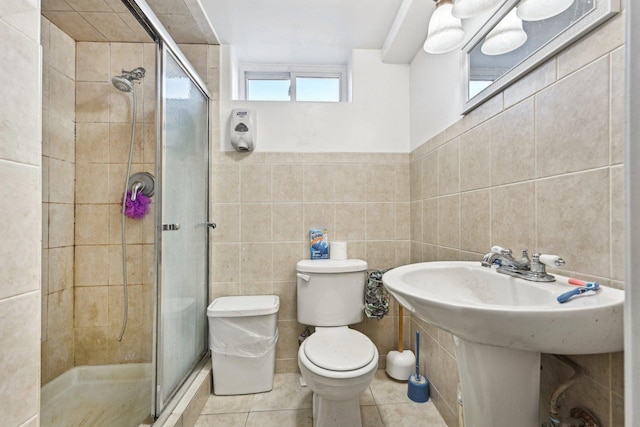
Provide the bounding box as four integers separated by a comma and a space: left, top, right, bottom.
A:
240, 64, 348, 102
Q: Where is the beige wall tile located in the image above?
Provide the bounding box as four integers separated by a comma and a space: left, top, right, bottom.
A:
490, 99, 535, 186
409, 159, 422, 202
610, 47, 625, 165
490, 182, 536, 252
365, 241, 396, 271
241, 163, 272, 202
272, 203, 303, 242
75, 204, 109, 245
212, 164, 240, 203
535, 57, 610, 178
438, 140, 459, 196
77, 42, 110, 82
75, 286, 109, 327
109, 82, 143, 123
303, 203, 335, 238
366, 164, 396, 203
109, 42, 144, 78
333, 203, 365, 241
75, 245, 109, 286
0, 161, 41, 299
50, 68, 76, 121
421, 151, 438, 199
273, 243, 304, 282
50, 23, 75, 78
76, 122, 110, 164
241, 203, 272, 242
366, 203, 396, 240
460, 190, 490, 254
410, 200, 422, 242
107, 244, 142, 285
210, 243, 240, 283
76, 81, 110, 123
210, 203, 240, 243
48, 203, 75, 248
537, 169, 610, 278
272, 164, 303, 202
240, 243, 273, 282
395, 202, 410, 241
610, 165, 624, 281
437, 195, 459, 248
459, 124, 490, 192
303, 164, 334, 202
395, 163, 410, 203
557, 12, 624, 79
504, 59, 556, 109
76, 163, 109, 203
49, 118, 75, 163
48, 246, 74, 292
49, 158, 75, 203
0, 292, 40, 426
334, 164, 367, 202
422, 198, 438, 245
109, 122, 143, 163
0, 22, 42, 166
74, 326, 109, 365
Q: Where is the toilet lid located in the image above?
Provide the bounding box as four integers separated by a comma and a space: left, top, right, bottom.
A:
304, 329, 375, 371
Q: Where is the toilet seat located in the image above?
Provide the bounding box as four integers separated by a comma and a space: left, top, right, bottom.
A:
304, 328, 375, 371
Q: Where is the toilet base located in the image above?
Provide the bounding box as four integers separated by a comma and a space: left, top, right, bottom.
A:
313, 392, 362, 427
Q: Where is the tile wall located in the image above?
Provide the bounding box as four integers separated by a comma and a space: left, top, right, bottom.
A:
73, 39, 157, 366
0, 1, 43, 425
181, 44, 416, 374
408, 11, 626, 427
41, 17, 76, 385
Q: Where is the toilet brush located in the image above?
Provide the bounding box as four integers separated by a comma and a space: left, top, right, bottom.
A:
407, 330, 429, 402
385, 305, 416, 381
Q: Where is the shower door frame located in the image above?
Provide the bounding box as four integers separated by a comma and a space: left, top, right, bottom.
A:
153, 41, 211, 417
120, 0, 212, 420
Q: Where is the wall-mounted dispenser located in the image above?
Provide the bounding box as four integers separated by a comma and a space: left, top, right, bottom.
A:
230, 109, 256, 152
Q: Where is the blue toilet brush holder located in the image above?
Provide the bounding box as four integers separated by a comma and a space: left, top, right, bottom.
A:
407, 330, 429, 403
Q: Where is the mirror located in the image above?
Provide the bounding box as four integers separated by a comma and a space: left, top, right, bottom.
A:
461, 0, 620, 114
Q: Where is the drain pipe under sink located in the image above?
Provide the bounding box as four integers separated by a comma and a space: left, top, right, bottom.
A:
547, 355, 583, 426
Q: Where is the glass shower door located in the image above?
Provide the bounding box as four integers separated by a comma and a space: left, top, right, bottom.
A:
155, 45, 209, 414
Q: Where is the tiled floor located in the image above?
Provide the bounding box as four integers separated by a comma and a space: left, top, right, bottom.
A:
196, 370, 448, 426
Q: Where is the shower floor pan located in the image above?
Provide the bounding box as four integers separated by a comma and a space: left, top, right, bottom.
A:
41, 363, 152, 427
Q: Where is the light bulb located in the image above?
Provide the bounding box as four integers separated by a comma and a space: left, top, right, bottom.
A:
424, 0, 466, 54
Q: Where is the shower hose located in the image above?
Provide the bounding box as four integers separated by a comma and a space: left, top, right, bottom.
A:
118, 87, 137, 342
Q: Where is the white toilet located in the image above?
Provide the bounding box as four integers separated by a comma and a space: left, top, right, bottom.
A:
296, 259, 379, 427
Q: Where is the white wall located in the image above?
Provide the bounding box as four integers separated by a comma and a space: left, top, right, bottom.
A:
409, 49, 463, 150
219, 46, 411, 153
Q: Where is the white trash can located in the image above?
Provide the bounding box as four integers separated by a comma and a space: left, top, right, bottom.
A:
207, 295, 280, 395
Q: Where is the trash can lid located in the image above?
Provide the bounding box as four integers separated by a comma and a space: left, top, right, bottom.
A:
207, 295, 280, 317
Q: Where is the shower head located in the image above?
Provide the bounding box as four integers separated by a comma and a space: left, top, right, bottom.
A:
112, 76, 134, 93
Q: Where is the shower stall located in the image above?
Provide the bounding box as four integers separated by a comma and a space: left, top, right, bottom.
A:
40, 0, 211, 425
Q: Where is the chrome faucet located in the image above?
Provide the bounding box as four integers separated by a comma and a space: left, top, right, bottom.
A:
481, 246, 565, 282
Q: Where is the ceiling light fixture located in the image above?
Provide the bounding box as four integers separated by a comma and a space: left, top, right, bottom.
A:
516, 0, 575, 21
423, 0, 466, 54
481, 8, 528, 55
451, 0, 505, 19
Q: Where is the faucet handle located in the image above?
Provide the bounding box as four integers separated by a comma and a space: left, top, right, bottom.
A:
536, 254, 565, 267
491, 245, 512, 256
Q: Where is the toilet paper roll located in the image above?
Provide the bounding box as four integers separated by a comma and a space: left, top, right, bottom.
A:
330, 241, 348, 260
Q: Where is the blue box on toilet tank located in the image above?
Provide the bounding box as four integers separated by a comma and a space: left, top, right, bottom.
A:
309, 229, 329, 259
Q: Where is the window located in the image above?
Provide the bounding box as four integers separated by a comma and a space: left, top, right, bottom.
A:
241, 66, 347, 102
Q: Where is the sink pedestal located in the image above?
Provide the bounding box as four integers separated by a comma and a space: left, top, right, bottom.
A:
454, 337, 541, 427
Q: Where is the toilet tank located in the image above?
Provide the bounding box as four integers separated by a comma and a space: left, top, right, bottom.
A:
296, 259, 368, 326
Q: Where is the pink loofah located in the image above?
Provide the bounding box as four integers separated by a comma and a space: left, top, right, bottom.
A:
123, 191, 151, 219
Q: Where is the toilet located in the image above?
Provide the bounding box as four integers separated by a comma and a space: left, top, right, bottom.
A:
296, 259, 379, 427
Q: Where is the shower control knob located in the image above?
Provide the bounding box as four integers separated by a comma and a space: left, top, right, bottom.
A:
206, 222, 217, 229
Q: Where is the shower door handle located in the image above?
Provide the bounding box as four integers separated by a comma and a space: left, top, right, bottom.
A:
206, 222, 217, 230
162, 223, 180, 231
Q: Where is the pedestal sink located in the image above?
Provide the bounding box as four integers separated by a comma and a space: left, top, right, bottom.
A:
382, 261, 624, 427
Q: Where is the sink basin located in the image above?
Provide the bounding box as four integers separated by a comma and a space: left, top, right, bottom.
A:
382, 261, 624, 427
382, 261, 624, 354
